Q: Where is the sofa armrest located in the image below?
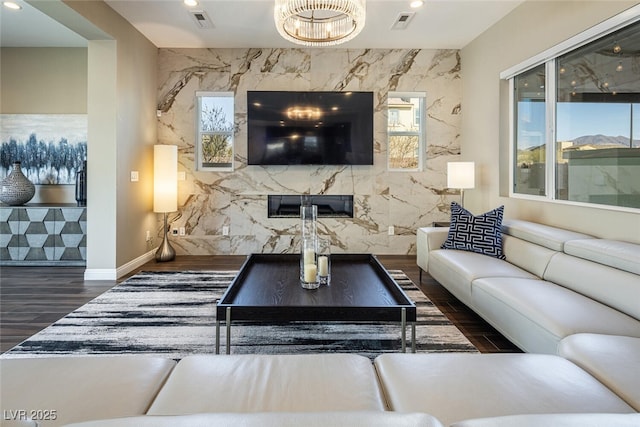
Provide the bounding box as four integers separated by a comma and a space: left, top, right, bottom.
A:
417, 227, 449, 273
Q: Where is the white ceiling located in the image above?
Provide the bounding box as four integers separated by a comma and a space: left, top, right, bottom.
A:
1, 1, 87, 47
2, 0, 524, 49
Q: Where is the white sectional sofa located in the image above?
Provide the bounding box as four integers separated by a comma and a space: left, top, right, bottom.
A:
2, 351, 639, 427
2, 220, 638, 426
0, 354, 435, 427
410, 218, 640, 422
417, 219, 640, 354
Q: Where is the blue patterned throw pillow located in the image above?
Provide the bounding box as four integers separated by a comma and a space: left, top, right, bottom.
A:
441, 202, 506, 259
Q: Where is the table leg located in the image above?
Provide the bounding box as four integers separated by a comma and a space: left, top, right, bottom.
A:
401, 308, 406, 353
412, 322, 416, 353
226, 306, 231, 355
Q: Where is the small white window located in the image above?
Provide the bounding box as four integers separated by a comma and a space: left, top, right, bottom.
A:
196, 91, 235, 171
387, 92, 426, 171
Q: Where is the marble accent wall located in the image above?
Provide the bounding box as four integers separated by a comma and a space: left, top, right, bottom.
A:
157, 48, 462, 255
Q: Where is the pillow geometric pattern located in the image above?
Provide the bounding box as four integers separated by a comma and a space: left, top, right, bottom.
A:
441, 202, 506, 259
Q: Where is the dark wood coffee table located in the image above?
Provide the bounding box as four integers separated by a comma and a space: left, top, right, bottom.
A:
215, 253, 417, 354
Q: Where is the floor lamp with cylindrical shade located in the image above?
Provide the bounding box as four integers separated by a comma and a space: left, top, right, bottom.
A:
447, 161, 475, 208
154, 145, 178, 262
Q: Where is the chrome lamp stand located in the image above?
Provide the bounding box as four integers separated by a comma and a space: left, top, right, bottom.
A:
155, 212, 176, 262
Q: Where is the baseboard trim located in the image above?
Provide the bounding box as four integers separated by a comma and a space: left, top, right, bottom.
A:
83, 269, 117, 281
84, 249, 156, 281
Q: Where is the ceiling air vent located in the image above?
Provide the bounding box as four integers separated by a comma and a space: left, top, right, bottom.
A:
391, 12, 415, 30
189, 10, 214, 29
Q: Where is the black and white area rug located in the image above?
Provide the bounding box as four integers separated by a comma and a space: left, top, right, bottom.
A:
2, 270, 478, 360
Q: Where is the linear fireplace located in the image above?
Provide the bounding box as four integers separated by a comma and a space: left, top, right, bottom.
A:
268, 195, 354, 218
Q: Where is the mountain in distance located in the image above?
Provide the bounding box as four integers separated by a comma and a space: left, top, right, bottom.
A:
570, 134, 638, 147
517, 134, 640, 167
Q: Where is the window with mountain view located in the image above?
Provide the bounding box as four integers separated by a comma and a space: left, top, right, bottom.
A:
555, 22, 639, 207
509, 18, 639, 210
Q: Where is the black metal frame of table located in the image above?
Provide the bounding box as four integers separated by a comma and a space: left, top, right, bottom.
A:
215, 253, 417, 354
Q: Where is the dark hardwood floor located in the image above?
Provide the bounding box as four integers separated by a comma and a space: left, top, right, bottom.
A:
0, 255, 521, 353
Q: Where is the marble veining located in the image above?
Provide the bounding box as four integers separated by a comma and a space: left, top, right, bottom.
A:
157, 48, 463, 255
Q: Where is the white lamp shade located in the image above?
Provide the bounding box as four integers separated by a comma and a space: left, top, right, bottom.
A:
447, 162, 475, 189
154, 145, 178, 213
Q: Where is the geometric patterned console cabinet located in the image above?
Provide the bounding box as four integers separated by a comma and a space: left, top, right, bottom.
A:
0, 205, 86, 266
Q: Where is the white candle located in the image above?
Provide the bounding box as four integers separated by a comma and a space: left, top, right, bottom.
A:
303, 263, 317, 283
318, 256, 329, 276
304, 248, 315, 265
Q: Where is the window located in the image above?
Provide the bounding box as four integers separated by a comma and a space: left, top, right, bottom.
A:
555, 23, 639, 207
514, 64, 546, 196
387, 92, 426, 171
505, 12, 640, 210
389, 109, 399, 126
196, 92, 235, 171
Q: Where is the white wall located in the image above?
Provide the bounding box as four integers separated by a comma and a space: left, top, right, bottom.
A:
461, 1, 640, 243
0, 48, 87, 113
86, 39, 118, 273
52, 0, 159, 276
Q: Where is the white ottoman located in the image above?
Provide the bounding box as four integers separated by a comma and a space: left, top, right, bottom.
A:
374, 353, 634, 426
147, 354, 385, 414
0, 356, 176, 427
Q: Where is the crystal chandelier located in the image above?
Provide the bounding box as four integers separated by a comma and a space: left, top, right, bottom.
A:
274, 0, 366, 47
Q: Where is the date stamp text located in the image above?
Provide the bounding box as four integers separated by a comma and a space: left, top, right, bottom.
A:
3, 409, 58, 421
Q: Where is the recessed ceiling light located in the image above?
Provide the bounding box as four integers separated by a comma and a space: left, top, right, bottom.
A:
410, 0, 424, 8
184, 0, 198, 7
3, 1, 22, 10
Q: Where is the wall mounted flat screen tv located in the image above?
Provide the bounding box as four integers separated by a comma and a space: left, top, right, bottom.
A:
247, 91, 373, 165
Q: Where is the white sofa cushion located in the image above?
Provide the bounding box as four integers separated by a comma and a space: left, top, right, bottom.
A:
501, 235, 559, 277
564, 239, 640, 275
501, 219, 593, 251
428, 250, 537, 306
147, 354, 385, 415
558, 333, 640, 411
0, 356, 176, 427
544, 252, 640, 320
62, 412, 444, 427
374, 353, 634, 427
472, 277, 640, 353
450, 413, 640, 427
